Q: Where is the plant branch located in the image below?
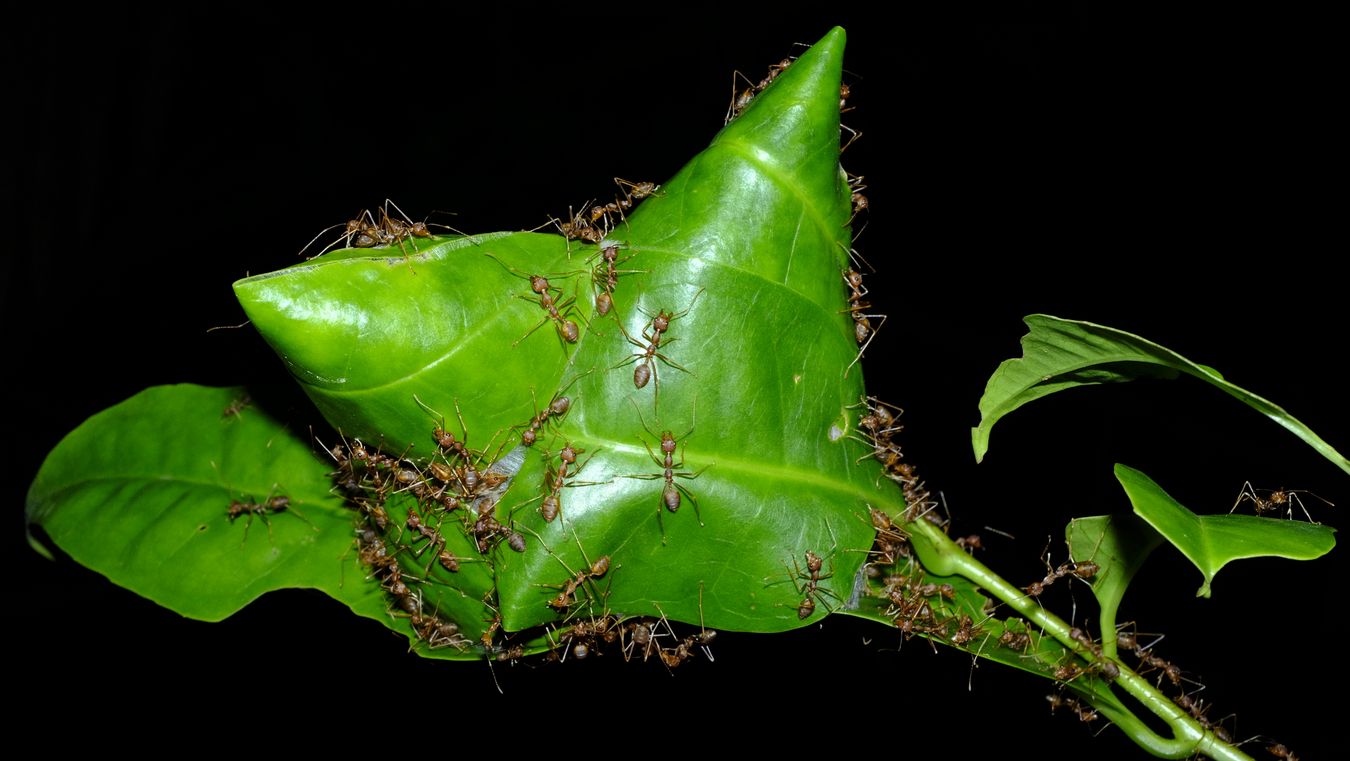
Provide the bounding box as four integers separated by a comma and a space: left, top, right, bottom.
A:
906, 517, 1251, 760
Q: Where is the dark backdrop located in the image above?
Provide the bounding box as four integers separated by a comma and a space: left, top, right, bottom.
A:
8, 8, 1340, 757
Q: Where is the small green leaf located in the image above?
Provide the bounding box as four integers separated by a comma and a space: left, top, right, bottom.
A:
1067, 514, 1162, 656
972, 315, 1350, 475
25, 386, 404, 638
1114, 463, 1336, 597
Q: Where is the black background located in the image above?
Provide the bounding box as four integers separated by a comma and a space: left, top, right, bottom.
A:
8, 7, 1341, 757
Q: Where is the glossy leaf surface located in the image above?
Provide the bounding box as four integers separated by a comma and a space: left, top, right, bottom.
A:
236, 28, 900, 638
26, 385, 380, 621
972, 315, 1350, 475
1114, 464, 1336, 597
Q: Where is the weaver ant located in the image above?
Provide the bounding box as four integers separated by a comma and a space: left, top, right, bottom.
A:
613, 288, 703, 413
621, 402, 710, 541
486, 254, 585, 346
1230, 480, 1332, 522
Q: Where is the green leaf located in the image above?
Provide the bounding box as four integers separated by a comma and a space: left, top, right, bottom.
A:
234, 232, 578, 453
971, 314, 1350, 475
1114, 463, 1336, 597
1067, 514, 1162, 656
27, 386, 365, 617
231, 27, 904, 640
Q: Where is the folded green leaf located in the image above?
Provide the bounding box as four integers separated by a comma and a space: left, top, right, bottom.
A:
1114, 463, 1336, 597
1067, 514, 1162, 656
231, 27, 901, 638
972, 315, 1349, 476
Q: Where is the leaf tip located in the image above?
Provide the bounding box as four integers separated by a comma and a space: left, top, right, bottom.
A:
26, 529, 55, 561
971, 426, 989, 463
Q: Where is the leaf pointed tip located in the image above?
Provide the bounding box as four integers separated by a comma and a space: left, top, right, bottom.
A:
971, 427, 989, 463
26, 529, 54, 561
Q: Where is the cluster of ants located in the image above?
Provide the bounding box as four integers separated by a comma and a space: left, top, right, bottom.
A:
849, 416, 1300, 756
556, 178, 662, 247
299, 200, 445, 261
316, 405, 539, 653
546, 611, 718, 669
316, 375, 714, 661
851, 396, 943, 528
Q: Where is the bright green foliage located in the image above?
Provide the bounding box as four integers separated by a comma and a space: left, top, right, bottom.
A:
231, 27, 896, 639
972, 315, 1350, 476
21, 25, 1343, 757
1114, 463, 1336, 597
1067, 514, 1162, 657
25, 385, 385, 622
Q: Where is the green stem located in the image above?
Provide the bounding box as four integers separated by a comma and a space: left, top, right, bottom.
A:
906, 517, 1251, 761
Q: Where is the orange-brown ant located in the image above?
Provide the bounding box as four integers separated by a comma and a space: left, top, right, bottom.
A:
1231, 480, 1333, 522
221, 394, 252, 421
783, 544, 840, 620
621, 401, 710, 541
537, 440, 597, 523
1267, 744, 1298, 761
724, 57, 794, 123
841, 268, 885, 377
226, 492, 298, 544
588, 178, 663, 231
513, 370, 591, 447
612, 288, 703, 412
546, 554, 612, 612
485, 254, 585, 346
587, 244, 645, 316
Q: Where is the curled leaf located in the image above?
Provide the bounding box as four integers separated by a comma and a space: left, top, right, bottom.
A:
972, 315, 1349, 476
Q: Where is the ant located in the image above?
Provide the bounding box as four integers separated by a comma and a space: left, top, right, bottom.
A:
588, 178, 663, 231
521, 395, 571, 448
846, 173, 868, 224
514, 370, 591, 447
622, 402, 710, 541
546, 554, 612, 612
841, 268, 885, 377
1230, 480, 1332, 522
538, 440, 596, 523
295, 208, 379, 259
221, 394, 252, 421
1267, 744, 1298, 761
213, 461, 314, 545
1004, 620, 1031, 650
486, 255, 584, 346
612, 288, 703, 412
1023, 553, 1099, 598
226, 491, 301, 544
1046, 694, 1100, 724
785, 547, 840, 620
949, 614, 984, 647
587, 244, 645, 316
724, 57, 794, 123
556, 203, 607, 248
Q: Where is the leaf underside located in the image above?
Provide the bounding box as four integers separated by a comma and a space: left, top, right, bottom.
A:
972, 314, 1349, 476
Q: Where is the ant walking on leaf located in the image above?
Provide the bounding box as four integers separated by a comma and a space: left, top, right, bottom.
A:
1230, 480, 1333, 522
212, 461, 315, 546
620, 399, 710, 543
612, 288, 703, 414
